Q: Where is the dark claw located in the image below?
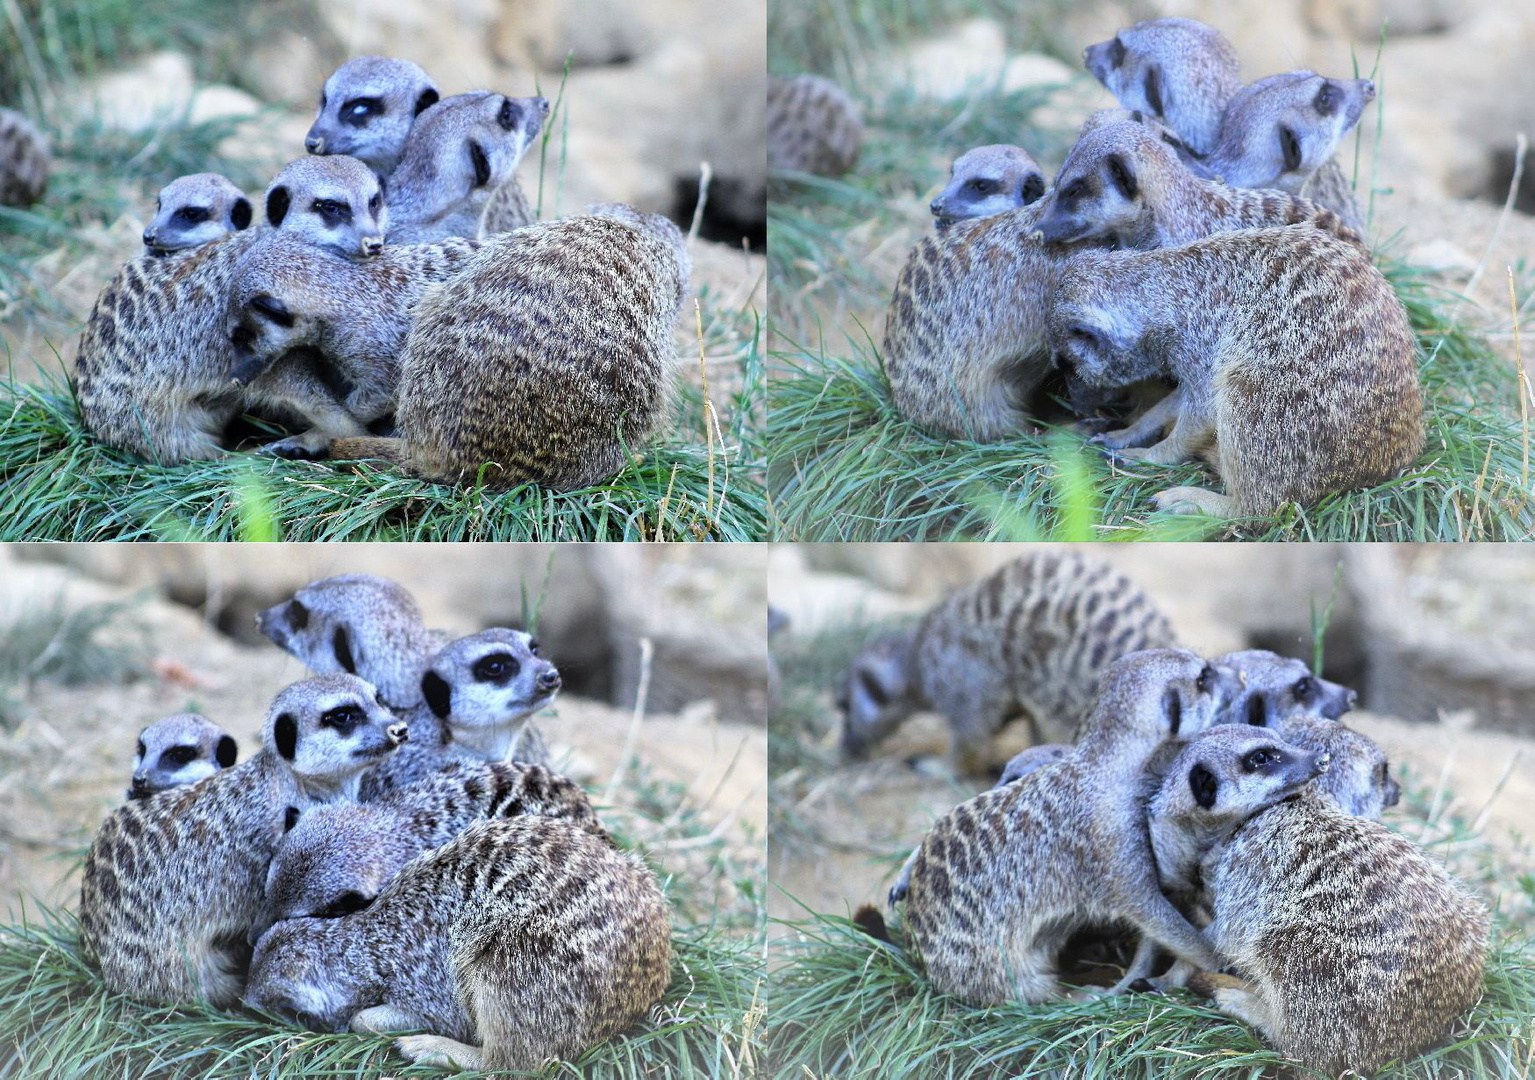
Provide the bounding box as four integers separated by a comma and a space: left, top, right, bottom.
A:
262, 439, 321, 461
1130, 978, 1155, 993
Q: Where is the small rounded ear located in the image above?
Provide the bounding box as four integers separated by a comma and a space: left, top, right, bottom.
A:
274, 713, 298, 760
266, 185, 290, 228
216, 735, 238, 768
1245, 693, 1268, 727
1106, 153, 1138, 200
284, 805, 301, 831
1143, 66, 1164, 117
414, 88, 440, 116
1279, 126, 1303, 173
421, 670, 452, 719
230, 197, 253, 231
332, 626, 356, 674
1020, 174, 1046, 204
1189, 764, 1218, 809
468, 140, 492, 187
1163, 688, 1183, 736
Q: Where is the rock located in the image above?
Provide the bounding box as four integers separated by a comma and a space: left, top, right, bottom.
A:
1001, 53, 1078, 93
871, 18, 1008, 100
66, 52, 196, 131
492, 0, 674, 70
313, 0, 502, 93
1405, 238, 1477, 277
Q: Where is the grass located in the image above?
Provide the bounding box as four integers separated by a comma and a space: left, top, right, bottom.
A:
766, 3, 1533, 542
0, 903, 763, 1080
0, 298, 765, 541
767, 607, 1535, 1077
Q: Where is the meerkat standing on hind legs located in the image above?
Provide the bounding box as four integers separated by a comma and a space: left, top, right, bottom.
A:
899, 649, 1242, 1005
79, 675, 408, 1007
1051, 226, 1423, 517
245, 817, 672, 1072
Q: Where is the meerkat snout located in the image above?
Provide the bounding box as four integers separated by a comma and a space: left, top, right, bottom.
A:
1315, 751, 1332, 774
305, 135, 325, 154
387, 722, 408, 745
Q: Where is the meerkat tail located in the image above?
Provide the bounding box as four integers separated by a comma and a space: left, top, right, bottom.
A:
853, 904, 890, 942
328, 436, 414, 468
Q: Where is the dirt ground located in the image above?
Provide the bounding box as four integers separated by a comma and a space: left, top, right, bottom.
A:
767, 544, 1535, 932
0, 547, 766, 927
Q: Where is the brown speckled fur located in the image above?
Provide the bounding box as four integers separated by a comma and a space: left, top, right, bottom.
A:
0, 108, 49, 206
767, 74, 862, 177
246, 817, 671, 1071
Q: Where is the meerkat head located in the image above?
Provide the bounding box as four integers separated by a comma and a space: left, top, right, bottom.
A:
306, 55, 439, 175
142, 173, 252, 255
245, 916, 357, 1032
264, 155, 387, 259
389, 91, 550, 225
1208, 72, 1376, 192
1082, 18, 1242, 157
1279, 714, 1400, 819
1049, 253, 1162, 389
835, 632, 917, 759
1080, 648, 1243, 750
420, 629, 561, 758
1153, 724, 1329, 836
1032, 117, 1180, 246
994, 744, 1070, 788
127, 712, 237, 800
930, 144, 1046, 230
1214, 649, 1358, 728
250, 803, 410, 944
257, 574, 432, 709
263, 674, 408, 800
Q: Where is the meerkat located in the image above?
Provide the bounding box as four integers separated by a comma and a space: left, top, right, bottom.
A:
257, 574, 448, 711
357, 628, 560, 800
1083, 20, 1239, 157
251, 760, 602, 942
75, 162, 405, 464
224, 232, 482, 457
1030, 114, 1362, 251
127, 713, 238, 800
306, 56, 440, 176
767, 73, 862, 178
1051, 226, 1423, 517
479, 175, 537, 235
837, 549, 1178, 775
1084, 19, 1370, 230
245, 817, 672, 1072
0, 108, 49, 207
383, 92, 549, 245
79, 674, 408, 1007
930, 145, 1046, 230
1155, 748, 1489, 1073
312, 203, 690, 490
142, 174, 253, 255
262, 155, 388, 260
899, 649, 1241, 1005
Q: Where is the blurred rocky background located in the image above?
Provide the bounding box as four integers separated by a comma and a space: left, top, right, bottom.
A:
0, 544, 767, 924
768, 543, 1535, 928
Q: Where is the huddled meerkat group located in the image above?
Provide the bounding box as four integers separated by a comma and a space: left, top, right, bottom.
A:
72, 55, 691, 490
832, 550, 1489, 1075
80, 572, 672, 1071
866, 17, 1424, 516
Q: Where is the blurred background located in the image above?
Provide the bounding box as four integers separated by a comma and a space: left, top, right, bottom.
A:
0, 544, 767, 928
768, 0, 1534, 362
0, 0, 766, 385
768, 543, 1535, 934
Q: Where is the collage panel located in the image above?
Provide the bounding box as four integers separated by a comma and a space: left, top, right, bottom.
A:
766, 542, 1535, 1076
0, 0, 766, 542
765, 0, 1534, 542
0, 544, 766, 1076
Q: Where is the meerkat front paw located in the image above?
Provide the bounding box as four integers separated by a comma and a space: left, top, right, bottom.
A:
395, 1034, 486, 1071
260, 434, 328, 460
1151, 487, 1236, 517
1089, 427, 1156, 452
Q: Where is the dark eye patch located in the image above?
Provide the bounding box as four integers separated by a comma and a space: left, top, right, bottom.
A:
1294, 676, 1313, 699
855, 669, 888, 708
1057, 176, 1093, 209
287, 599, 310, 630
1242, 748, 1281, 771
320, 704, 366, 734
472, 652, 519, 683
160, 745, 198, 767
967, 178, 995, 194
136, 737, 147, 759
1314, 82, 1339, 116
497, 96, 520, 131
1108, 35, 1126, 67
340, 97, 383, 127
174, 206, 210, 225
312, 198, 352, 226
